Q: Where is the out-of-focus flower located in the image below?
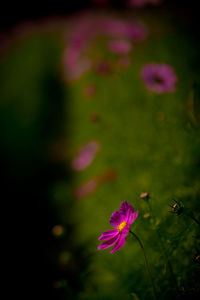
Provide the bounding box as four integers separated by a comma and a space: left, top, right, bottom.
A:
98, 201, 139, 253
52, 225, 65, 237
74, 179, 98, 199
140, 192, 149, 200
71, 141, 100, 171
108, 39, 132, 54
90, 112, 99, 122
128, 0, 161, 8
84, 83, 96, 98
141, 63, 178, 93
95, 60, 112, 76
63, 17, 94, 80
73, 169, 116, 199
63, 15, 147, 80
63, 47, 92, 81
103, 19, 147, 41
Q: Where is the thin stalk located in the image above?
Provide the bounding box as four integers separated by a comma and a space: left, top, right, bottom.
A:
147, 201, 179, 293
156, 229, 179, 293
188, 213, 200, 226
129, 230, 157, 300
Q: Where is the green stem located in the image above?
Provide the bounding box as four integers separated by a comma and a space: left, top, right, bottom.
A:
129, 230, 157, 300
156, 229, 179, 293
147, 201, 179, 292
188, 213, 200, 226
147, 199, 179, 293
182, 210, 200, 226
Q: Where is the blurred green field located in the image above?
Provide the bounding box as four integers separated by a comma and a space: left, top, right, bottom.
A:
1, 7, 200, 300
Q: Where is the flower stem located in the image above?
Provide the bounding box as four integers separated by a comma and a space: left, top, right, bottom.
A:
181, 209, 200, 226
187, 213, 200, 226
147, 200, 179, 293
129, 230, 157, 300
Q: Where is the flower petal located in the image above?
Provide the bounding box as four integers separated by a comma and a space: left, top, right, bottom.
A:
97, 234, 120, 250
110, 211, 124, 228
110, 234, 126, 253
98, 229, 119, 241
119, 201, 134, 221
121, 224, 130, 237
129, 210, 139, 224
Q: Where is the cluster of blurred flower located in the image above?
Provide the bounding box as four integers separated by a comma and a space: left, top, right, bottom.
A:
64, 8, 178, 199
63, 13, 147, 80
63, 11, 177, 93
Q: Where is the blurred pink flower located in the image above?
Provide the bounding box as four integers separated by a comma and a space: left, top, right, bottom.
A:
102, 18, 147, 41
141, 63, 178, 93
95, 60, 112, 76
63, 18, 94, 80
118, 55, 131, 68
108, 40, 132, 54
98, 202, 139, 253
73, 169, 116, 199
67, 56, 92, 81
84, 83, 96, 98
71, 141, 100, 171
90, 112, 99, 122
63, 15, 147, 80
74, 179, 98, 199
140, 192, 149, 199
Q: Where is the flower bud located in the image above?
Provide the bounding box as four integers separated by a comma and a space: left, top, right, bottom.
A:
140, 192, 149, 200
169, 199, 184, 215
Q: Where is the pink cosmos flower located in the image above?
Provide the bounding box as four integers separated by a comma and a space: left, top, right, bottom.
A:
84, 83, 96, 98
71, 141, 100, 171
74, 179, 98, 199
94, 60, 112, 76
141, 63, 178, 93
63, 14, 147, 80
102, 19, 147, 41
108, 40, 132, 54
73, 169, 116, 199
98, 201, 139, 253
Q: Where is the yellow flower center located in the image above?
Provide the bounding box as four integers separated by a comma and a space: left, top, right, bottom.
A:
118, 221, 127, 232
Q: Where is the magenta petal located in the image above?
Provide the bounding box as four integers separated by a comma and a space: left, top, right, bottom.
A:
119, 201, 134, 220
97, 234, 120, 250
110, 235, 126, 253
129, 210, 139, 224
121, 224, 130, 237
110, 211, 123, 228
126, 207, 135, 224
141, 63, 177, 94
98, 229, 119, 241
